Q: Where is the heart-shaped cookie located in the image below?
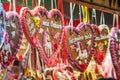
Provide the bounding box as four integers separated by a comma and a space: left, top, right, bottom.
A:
65, 23, 95, 72
20, 7, 42, 47
93, 24, 109, 65
110, 28, 120, 78
0, 11, 22, 68
34, 6, 64, 67
0, 3, 6, 48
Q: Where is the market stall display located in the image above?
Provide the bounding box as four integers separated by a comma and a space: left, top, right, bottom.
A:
0, 0, 119, 79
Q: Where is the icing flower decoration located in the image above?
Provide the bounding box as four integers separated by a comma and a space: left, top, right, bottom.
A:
32, 16, 41, 30
19, 55, 23, 62
81, 63, 86, 72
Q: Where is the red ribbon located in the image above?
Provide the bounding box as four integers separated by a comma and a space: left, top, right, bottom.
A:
58, 0, 64, 25
22, 0, 24, 7
119, 15, 120, 29
32, 0, 34, 9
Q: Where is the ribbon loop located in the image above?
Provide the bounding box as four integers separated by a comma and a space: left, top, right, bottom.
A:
82, 6, 90, 23
79, 5, 82, 23
69, 3, 75, 27
113, 14, 118, 28
92, 8, 97, 25
100, 12, 105, 24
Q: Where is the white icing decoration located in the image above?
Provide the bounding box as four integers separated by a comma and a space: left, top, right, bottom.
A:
95, 35, 109, 40
30, 28, 36, 36
99, 24, 109, 32
75, 43, 88, 62
44, 28, 53, 57
43, 20, 62, 29
56, 72, 67, 80
26, 18, 32, 25
2, 43, 12, 55
50, 21, 61, 29
43, 21, 49, 26
11, 31, 15, 39
54, 32, 60, 39
39, 28, 44, 34
69, 36, 84, 44
85, 34, 92, 40
87, 40, 91, 47
4, 55, 8, 63
26, 18, 37, 36
11, 20, 16, 29
69, 34, 92, 44
29, 23, 34, 31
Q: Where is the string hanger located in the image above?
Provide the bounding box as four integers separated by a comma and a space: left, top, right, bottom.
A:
54, 0, 57, 9
92, 8, 97, 25
100, 12, 105, 25
51, 0, 57, 9
81, 6, 90, 23
113, 14, 118, 29
69, 2, 76, 27
79, 5, 82, 23
26, 0, 28, 7
38, 0, 44, 7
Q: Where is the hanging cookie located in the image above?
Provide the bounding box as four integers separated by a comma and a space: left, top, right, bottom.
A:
34, 6, 64, 67
0, 11, 23, 68
110, 14, 120, 79
20, 7, 42, 47
94, 12, 110, 65
65, 23, 95, 72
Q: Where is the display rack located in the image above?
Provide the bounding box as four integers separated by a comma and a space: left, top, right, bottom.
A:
63, 0, 120, 15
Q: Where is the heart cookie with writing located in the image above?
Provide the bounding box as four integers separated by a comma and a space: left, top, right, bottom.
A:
65, 23, 95, 72
110, 28, 120, 78
0, 11, 22, 68
20, 7, 42, 47
93, 24, 109, 65
0, 3, 6, 48
34, 6, 64, 67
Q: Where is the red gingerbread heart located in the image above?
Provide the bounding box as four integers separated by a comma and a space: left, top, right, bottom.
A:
65, 23, 95, 72
20, 7, 42, 47
34, 6, 64, 67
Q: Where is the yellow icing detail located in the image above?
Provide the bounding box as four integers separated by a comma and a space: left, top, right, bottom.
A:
104, 40, 107, 46
32, 16, 41, 29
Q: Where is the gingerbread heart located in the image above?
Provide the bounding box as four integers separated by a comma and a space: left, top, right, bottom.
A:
34, 6, 64, 67
20, 7, 42, 47
110, 28, 120, 78
93, 24, 109, 65
0, 3, 6, 48
0, 11, 22, 68
65, 23, 95, 72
